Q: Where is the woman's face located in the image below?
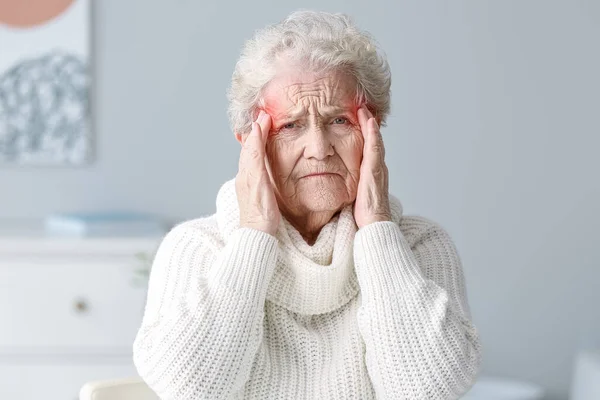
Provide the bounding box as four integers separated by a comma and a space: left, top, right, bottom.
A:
260, 66, 365, 218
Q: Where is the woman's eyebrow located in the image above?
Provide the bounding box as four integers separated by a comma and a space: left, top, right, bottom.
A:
302, 107, 354, 118
273, 109, 306, 120
319, 105, 354, 117
270, 104, 354, 121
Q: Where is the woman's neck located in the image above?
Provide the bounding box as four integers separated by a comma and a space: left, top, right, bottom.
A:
281, 209, 341, 246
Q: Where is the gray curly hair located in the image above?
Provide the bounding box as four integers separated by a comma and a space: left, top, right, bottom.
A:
227, 10, 392, 135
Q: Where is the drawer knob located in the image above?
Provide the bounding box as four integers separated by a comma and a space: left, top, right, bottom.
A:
73, 299, 89, 313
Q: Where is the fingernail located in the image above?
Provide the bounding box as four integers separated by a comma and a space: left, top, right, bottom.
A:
256, 110, 264, 122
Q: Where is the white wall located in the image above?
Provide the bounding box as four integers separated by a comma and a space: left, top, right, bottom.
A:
1, 1, 598, 398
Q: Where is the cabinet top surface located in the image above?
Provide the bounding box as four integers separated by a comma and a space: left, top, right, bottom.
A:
0, 219, 164, 256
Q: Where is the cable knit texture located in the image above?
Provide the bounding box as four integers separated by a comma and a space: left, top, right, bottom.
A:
133, 178, 482, 399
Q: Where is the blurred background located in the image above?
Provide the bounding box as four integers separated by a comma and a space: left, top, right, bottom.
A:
1, 1, 599, 399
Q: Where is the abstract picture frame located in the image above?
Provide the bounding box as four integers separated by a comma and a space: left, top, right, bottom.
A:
0, 0, 92, 166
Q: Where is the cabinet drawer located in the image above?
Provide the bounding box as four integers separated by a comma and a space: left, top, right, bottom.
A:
0, 361, 138, 400
0, 259, 148, 350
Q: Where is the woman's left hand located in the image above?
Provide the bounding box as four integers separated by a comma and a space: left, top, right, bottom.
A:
353, 106, 392, 229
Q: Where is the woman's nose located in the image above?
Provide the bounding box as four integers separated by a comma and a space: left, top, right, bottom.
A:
303, 126, 335, 160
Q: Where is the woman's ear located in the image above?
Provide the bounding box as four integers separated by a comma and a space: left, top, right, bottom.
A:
235, 132, 244, 145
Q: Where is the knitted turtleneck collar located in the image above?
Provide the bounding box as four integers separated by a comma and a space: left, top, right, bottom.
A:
216, 177, 404, 315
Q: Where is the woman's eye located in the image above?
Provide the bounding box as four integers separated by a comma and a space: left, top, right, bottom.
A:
282, 122, 296, 129
333, 117, 348, 124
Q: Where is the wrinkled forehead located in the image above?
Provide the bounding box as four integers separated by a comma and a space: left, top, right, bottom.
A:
260, 68, 359, 118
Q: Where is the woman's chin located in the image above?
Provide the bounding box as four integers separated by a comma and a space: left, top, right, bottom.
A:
298, 194, 348, 214
283, 179, 353, 215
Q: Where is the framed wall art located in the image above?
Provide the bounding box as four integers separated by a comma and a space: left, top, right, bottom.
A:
0, 0, 92, 166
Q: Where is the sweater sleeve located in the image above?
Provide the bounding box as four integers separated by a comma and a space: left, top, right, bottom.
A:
132, 222, 278, 400
353, 220, 482, 400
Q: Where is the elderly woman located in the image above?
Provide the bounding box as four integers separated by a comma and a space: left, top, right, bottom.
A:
133, 10, 482, 400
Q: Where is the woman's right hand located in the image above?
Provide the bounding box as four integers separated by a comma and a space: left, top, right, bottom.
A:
236, 110, 281, 236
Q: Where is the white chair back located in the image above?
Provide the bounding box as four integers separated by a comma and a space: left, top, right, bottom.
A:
79, 377, 159, 400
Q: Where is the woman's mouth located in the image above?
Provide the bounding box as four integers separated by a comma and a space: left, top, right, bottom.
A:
303, 172, 337, 178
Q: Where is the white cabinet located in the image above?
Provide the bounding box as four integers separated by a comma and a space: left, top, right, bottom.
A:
0, 220, 162, 400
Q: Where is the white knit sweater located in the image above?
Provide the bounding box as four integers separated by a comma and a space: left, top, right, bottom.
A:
132, 178, 482, 399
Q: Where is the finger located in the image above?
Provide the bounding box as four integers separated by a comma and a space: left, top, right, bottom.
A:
257, 111, 272, 142
357, 106, 367, 127
239, 121, 265, 168
365, 109, 383, 144
367, 117, 385, 160
248, 111, 266, 147
357, 106, 369, 142
361, 116, 380, 163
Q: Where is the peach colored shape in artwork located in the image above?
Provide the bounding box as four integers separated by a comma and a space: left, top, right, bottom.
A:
0, 0, 75, 28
